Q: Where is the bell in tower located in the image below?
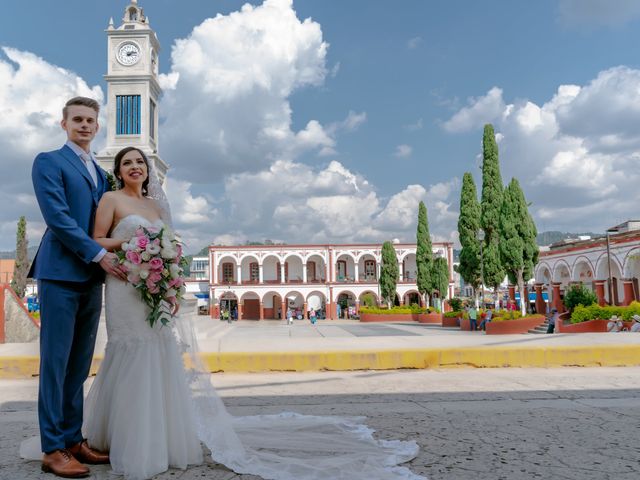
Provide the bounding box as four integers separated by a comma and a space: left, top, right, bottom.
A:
124, 0, 146, 24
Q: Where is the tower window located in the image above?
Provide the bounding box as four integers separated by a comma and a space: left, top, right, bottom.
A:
150, 99, 156, 140
116, 95, 141, 135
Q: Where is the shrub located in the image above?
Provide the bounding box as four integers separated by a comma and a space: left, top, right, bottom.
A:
570, 303, 635, 323
360, 305, 429, 315
444, 311, 462, 318
361, 293, 376, 308
492, 310, 523, 322
563, 284, 598, 311
448, 297, 463, 312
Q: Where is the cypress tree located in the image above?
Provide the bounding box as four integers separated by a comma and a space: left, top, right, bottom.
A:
480, 124, 505, 293
416, 201, 433, 307
430, 257, 450, 312
10, 216, 29, 297
499, 178, 538, 315
380, 241, 399, 308
457, 173, 482, 299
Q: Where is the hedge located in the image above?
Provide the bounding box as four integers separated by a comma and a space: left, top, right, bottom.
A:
359, 306, 432, 315
570, 301, 640, 323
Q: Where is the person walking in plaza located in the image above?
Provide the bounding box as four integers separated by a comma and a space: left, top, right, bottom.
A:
547, 307, 559, 333
468, 305, 478, 331
479, 305, 493, 331
28, 97, 124, 478
309, 308, 317, 324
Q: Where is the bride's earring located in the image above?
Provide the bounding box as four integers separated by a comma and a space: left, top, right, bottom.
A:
116, 176, 123, 189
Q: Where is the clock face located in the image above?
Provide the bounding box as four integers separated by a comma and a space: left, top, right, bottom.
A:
117, 42, 141, 66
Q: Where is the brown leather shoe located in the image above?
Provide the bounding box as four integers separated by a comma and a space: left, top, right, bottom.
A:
41, 449, 90, 478
68, 440, 110, 465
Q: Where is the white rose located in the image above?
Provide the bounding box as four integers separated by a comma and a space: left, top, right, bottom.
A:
165, 288, 177, 299
179, 285, 186, 296
121, 242, 130, 251
146, 243, 161, 255
169, 263, 181, 279
161, 247, 176, 260
139, 269, 150, 280
141, 251, 151, 261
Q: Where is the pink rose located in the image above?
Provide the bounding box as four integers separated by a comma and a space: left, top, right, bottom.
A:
149, 258, 164, 271
136, 235, 149, 249
148, 271, 162, 283
135, 228, 144, 236
126, 250, 142, 265
168, 278, 183, 289
127, 273, 141, 284
165, 296, 177, 306
146, 277, 160, 294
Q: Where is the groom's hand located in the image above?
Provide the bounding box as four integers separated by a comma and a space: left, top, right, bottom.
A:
100, 252, 127, 280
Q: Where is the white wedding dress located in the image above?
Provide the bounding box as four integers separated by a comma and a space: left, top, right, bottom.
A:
26, 215, 426, 480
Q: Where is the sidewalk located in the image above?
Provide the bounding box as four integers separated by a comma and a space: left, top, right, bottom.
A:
1, 315, 640, 378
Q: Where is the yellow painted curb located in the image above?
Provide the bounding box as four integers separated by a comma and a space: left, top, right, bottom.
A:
1, 345, 640, 379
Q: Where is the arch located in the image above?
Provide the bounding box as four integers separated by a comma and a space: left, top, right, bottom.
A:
535, 262, 553, 284
334, 289, 357, 299
238, 253, 260, 263
358, 290, 378, 308
403, 290, 421, 306
552, 260, 571, 283
240, 291, 260, 302
335, 252, 357, 262
283, 252, 305, 263
623, 248, 640, 278
306, 291, 327, 318
216, 254, 237, 265
355, 251, 377, 262
594, 253, 624, 280
398, 250, 417, 262
261, 253, 282, 264
262, 290, 283, 320
284, 255, 304, 283
594, 253, 625, 305
305, 254, 326, 283
571, 256, 594, 282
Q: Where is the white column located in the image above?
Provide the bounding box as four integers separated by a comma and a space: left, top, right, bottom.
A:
237, 264, 242, 284
212, 252, 217, 284
303, 262, 308, 283
398, 262, 404, 281
377, 263, 381, 280
354, 263, 359, 282
259, 263, 264, 284
280, 263, 286, 283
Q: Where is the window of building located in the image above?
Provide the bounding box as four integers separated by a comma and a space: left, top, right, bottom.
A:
365, 260, 376, 279
149, 99, 156, 139
222, 262, 234, 283
250, 262, 259, 282
116, 95, 141, 135
337, 260, 347, 280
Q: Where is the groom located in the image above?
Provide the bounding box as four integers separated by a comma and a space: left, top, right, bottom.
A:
29, 97, 125, 478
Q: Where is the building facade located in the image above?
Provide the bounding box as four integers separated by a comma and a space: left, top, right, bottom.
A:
188, 242, 455, 320
533, 221, 640, 312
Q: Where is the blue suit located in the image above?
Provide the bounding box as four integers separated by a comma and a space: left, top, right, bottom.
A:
29, 144, 109, 453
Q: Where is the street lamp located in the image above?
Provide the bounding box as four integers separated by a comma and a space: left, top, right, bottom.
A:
477, 229, 485, 308
605, 227, 619, 305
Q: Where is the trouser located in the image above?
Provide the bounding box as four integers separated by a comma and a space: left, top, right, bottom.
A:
547, 323, 555, 334
470, 318, 478, 331
38, 279, 102, 453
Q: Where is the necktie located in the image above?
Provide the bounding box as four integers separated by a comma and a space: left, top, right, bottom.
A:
80, 152, 98, 187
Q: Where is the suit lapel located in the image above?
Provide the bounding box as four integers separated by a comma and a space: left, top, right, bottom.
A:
60, 145, 99, 205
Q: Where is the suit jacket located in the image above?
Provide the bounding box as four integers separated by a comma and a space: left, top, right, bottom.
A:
29, 145, 110, 283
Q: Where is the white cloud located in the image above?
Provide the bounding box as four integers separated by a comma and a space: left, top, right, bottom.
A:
443, 67, 640, 233
394, 144, 412, 158
442, 87, 505, 133
0, 47, 104, 250
160, 0, 333, 181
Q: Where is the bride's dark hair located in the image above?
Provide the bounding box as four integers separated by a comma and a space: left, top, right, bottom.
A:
113, 147, 150, 196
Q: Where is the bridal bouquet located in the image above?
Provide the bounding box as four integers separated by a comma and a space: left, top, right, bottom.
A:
116, 225, 188, 327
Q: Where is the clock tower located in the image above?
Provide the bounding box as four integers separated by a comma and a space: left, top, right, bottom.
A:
97, 0, 167, 182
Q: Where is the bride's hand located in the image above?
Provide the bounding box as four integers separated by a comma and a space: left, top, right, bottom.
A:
172, 302, 180, 316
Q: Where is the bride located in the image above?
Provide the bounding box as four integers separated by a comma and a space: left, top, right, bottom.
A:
83, 147, 426, 479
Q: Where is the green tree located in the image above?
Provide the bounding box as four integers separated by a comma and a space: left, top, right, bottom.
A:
563, 283, 598, 312
430, 257, 450, 312
10, 216, 29, 297
416, 201, 433, 307
498, 178, 538, 315
480, 124, 505, 292
457, 172, 482, 301
380, 241, 399, 308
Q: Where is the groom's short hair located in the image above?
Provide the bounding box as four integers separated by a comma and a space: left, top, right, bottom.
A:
63, 97, 100, 119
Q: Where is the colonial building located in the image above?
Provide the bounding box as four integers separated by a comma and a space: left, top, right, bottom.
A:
533, 220, 640, 312
96, 0, 167, 181
188, 242, 455, 320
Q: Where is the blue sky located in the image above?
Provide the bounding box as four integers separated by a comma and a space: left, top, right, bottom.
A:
1, 0, 640, 252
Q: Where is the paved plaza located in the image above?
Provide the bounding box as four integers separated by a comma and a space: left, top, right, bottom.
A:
1, 367, 639, 480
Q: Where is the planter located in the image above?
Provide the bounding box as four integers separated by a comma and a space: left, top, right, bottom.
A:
360, 313, 419, 322
485, 315, 545, 335
442, 316, 460, 328
417, 312, 442, 324
560, 319, 634, 333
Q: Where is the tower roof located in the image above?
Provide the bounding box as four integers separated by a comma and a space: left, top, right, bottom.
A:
119, 1, 149, 30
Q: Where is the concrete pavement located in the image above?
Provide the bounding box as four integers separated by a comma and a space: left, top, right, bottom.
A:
1, 367, 640, 479
2, 315, 640, 377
